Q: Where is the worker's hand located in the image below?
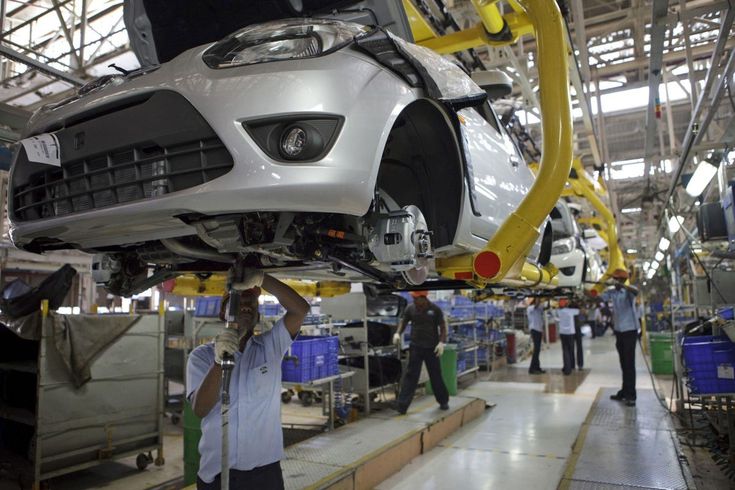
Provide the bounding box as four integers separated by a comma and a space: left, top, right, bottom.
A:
231, 268, 264, 291
392, 333, 401, 346
214, 329, 240, 364
434, 342, 445, 357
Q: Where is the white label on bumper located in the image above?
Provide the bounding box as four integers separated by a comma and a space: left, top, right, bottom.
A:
20, 133, 61, 166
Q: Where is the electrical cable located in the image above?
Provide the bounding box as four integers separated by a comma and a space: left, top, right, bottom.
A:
665, 203, 728, 305
726, 74, 735, 113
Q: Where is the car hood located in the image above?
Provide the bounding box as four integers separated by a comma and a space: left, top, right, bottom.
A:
123, 0, 413, 67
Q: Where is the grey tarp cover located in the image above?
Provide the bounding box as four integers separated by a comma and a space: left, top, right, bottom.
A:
2, 311, 141, 387
52, 314, 142, 387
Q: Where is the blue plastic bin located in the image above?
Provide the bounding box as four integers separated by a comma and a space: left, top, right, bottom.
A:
682, 335, 735, 394
195, 297, 222, 317
718, 307, 734, 321
282, 335, 339, 383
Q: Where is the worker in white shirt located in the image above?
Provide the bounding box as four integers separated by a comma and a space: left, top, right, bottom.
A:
556, 299, 580, 376
592, 303, 603, 338
526, 297, 546, 374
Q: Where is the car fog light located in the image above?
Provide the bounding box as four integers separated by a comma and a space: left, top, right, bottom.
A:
281, 126, 307, 158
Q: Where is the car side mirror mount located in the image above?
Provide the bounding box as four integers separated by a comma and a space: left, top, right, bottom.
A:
471, 70, 513, 100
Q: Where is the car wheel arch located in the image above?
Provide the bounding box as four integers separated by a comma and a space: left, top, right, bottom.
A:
372, 98, 464, 249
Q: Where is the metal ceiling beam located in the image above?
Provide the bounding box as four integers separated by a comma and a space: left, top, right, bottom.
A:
2, 0, 74, 39
570, 0, 591, 88
566, 31, 602, 166
593, 39, 735, 79
642, 0, 670, 179
0, 44, 84, 86
51, 0, 83, 70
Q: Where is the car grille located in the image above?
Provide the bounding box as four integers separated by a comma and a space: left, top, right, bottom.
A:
12, 90, 234, 222
13, 138, 231, 220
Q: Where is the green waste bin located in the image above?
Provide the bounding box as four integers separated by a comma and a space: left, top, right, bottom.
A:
426, 344, 458, 396
183, 401, 202, 486
649, 333, 674, 375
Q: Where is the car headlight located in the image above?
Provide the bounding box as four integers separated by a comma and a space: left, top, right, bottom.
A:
203, 19, 369, 69
551, 237, 576, 255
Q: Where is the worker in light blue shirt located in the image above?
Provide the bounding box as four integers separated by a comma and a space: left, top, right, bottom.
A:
601, 268, 639, 407
187, 270, 310, 489
526, 298, 546, 374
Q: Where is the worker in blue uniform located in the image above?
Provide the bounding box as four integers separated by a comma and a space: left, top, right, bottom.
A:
601, 269, 639, 407
187, 270, 310, 489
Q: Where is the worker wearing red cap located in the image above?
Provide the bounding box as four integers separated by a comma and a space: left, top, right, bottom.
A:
393, 291, 449, 414
186, 270, 310, 489
601, 268, 639, 407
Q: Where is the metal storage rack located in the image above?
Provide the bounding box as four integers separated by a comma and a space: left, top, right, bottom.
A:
447, 319, 480, 380
0, 307, 165, 487
322, 293, 400, 414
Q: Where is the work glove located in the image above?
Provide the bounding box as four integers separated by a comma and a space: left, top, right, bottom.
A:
214, 328, 239, 364
392, 333, 401, 346
434, 342, 445, 357
231, 268, 264, 291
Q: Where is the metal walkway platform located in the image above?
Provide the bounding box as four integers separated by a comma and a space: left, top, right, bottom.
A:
282, 395, 487, 489
560, 388, 695, 490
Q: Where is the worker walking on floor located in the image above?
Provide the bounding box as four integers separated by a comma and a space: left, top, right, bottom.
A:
556, 299, 579, 376
526, 297, 546, 374
602, 268, 639, 407
187, 270, 310, 489
393, 291, 449, 414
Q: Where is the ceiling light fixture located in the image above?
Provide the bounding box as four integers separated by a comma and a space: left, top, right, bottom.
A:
655, 251, 665, 262
668, 215, 683, 234
658, 237, 671, 251
685, 154, 720, 197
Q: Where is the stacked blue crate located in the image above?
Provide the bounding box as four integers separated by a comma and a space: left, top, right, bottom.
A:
434, 299, 451, 313
477, 346, 488, 366
260, 303, 284, 317
194, 297, 222, 317
282, 335, 339, 383
682, 335, 735, 394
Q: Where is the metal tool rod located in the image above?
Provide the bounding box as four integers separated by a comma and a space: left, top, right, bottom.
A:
220, 353, 235, 490
220, 282, 241, 490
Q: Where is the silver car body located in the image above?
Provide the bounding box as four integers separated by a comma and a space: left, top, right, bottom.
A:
550, 201, 604, 289
9, 21, 544, 288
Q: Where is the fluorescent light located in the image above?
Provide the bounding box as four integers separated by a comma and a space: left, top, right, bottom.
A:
685, 158, 718, 196
643, 261, 651, 271
627, 248, 638, 254
646, 269, 655, 279
655, 251, 665, 262
622, 207, 642, 214
643, 281, 647, 286
658, 237, 671, 250
651, 261, 660, 270
668, 215, 683, 234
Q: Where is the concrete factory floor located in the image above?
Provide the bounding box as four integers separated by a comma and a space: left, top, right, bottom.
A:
47, 334, 701, 490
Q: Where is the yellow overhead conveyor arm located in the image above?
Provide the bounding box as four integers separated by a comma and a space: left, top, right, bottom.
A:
164, 274, 351, 298
566, 158, 626, 293
435, 0, 573, 288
